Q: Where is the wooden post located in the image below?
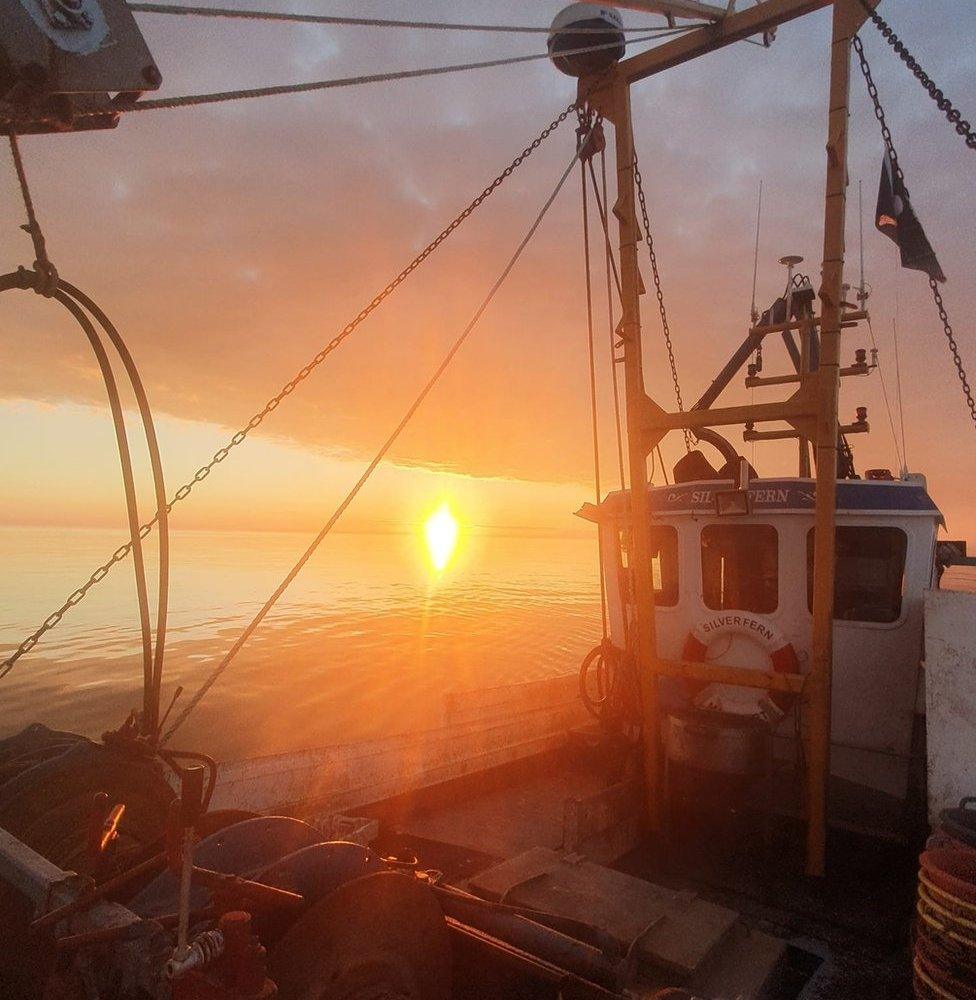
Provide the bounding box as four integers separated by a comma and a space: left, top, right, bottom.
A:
602, 75, 663, 830
807, 0, 872, 877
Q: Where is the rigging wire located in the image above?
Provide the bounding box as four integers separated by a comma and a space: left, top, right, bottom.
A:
599, 148, 626, 492
126, 4, 685, 34
865, 314, 904, 474
749, 179, 763, 323
0, 96, 585, 676
857, 178, 904, 474
892, 268, 909, 471
160, 127, 593, 745
892, 315, 908, 473
579, 128, 608, 637
45, 31, 689, 119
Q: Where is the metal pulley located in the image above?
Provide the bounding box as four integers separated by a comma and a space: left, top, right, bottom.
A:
1, 0, 160, 132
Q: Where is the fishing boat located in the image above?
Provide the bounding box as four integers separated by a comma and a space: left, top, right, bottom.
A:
1, 1, 975, 998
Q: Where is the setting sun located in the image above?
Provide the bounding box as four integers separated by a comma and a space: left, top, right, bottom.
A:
424, 503, 459, 572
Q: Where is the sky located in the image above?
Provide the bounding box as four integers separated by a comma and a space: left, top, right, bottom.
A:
2, 0, 975, 541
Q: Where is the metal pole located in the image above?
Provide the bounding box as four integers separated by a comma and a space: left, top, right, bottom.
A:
807, 0, 869, 877
605, 76, 663, 829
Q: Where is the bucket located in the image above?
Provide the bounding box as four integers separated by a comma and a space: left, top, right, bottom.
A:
922, 851, 976, 909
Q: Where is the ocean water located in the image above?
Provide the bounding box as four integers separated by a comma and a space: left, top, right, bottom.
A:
0, 527, 602, 760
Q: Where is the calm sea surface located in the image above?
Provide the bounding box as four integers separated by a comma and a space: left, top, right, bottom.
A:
0, 527, 601, 760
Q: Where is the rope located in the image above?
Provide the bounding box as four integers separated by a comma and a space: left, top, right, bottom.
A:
600, 149, 626, 492
126, 4, 684, 35
160, 129, 592, 744
35, 32, 679, 119
7, 136, 57, 295
578, 124, 608, 637
1, 99, 581, 676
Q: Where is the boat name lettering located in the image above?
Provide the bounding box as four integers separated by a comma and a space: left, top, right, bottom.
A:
675, 488, 792, 506
701, 615, 775, 641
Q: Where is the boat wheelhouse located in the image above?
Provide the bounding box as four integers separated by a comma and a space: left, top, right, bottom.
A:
579, 474, 944, 810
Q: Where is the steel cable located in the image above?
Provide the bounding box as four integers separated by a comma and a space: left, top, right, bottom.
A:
161, 128, 593, 744
68, 33, 674, 117
126, 4, 684, 35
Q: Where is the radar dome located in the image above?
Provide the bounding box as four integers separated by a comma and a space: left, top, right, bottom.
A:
548, 4, 625, 78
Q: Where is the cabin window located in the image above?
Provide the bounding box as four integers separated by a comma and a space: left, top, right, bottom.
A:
700, 524, 778, 613
806, 527, 907, 623
618, 525, 679, 607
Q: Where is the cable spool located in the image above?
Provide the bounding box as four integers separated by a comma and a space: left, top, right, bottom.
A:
548, 4, 624, 78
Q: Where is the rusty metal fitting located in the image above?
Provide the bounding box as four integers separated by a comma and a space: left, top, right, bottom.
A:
576, 119, 606, 161
219, 911, 276, 998
165, 929, 224, 981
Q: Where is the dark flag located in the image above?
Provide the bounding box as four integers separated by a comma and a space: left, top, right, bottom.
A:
875, 151, 946, 283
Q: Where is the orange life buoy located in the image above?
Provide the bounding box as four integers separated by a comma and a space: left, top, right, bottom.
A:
680, 612, 799, 720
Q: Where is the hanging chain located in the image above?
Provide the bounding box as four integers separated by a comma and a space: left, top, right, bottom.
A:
858, 0, 976, 152
929, 280, 976, 429
0, 100, 582, 678
633, 152, 691, 451
853, 35, 976, 433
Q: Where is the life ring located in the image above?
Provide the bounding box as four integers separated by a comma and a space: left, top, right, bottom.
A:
680, 613, 799, 722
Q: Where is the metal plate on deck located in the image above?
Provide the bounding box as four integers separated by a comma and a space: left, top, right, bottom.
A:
469, 846, 740, 979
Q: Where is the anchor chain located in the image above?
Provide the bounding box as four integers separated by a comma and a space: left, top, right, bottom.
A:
633, 152, 692, 451
853, 36, 976, 432
858, 0, 976, 153
1, 101, 581, 677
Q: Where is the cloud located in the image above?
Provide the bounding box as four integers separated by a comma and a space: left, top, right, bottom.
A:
1, 0, 974, 537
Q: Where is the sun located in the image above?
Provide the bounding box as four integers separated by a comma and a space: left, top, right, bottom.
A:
424, 503, 459, 573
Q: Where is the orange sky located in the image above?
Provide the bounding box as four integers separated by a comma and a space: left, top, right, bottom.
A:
1, 1, 975, 541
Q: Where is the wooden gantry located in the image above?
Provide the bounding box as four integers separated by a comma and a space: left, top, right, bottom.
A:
581, 0, 879, 877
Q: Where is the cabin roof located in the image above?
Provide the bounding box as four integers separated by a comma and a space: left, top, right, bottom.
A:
576, 477, 943, 523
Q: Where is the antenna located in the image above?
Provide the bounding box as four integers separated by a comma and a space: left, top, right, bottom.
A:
749, 179, 763, 323
857, 179, 868, 308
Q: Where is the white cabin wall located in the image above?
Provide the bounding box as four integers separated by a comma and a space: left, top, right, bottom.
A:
924, 589, 976, 823
597, 499, 938, 802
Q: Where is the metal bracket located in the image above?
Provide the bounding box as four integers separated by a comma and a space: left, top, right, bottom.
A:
1, 0, 160, 133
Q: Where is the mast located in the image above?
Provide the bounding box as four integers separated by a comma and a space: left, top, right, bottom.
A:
584, 0, 878, 876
